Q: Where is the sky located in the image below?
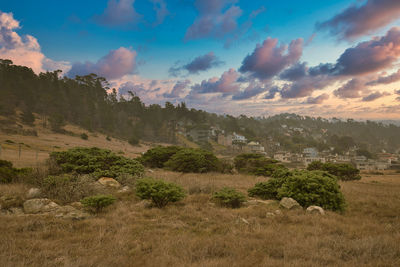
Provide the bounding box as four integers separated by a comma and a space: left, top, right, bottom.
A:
1, 0, 400, 119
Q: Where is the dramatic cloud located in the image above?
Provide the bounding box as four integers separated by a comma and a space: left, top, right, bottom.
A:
367, 69, 400, 85
68, 47, 137, 80
305, 93, 329, 104
95, 0, 142, 27
309, 27, 400, 77
185, 0, 242, 41
264, 86, 280, 99
239, 37, 303, 80
232, 82, 268, 100
0, 11, 68, 74
280, 75, 336, 99
191, 68, 240, 94
334, 78, 365, 99
317, 0, 400, 40
169, 52, 223, 76
150, 0, 169, 26
279, 62, 308, 81
163, 80, 191, 98
362, 91, 391, 102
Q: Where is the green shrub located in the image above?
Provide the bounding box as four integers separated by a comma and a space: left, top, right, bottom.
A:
212, 187, 246, 208
49, 147, 144, 178
164, 148, 220, 173
248, 170, 346, 212
80, 194, 116, 213
41, 174, 97, 204
140, 146, 184, 168
80, 133, 88, 140
307, 161, 361, 181
277, 170, 346, 212
234, 153, 285, 176
135, 178, 186, 208
0, 160, 32, 183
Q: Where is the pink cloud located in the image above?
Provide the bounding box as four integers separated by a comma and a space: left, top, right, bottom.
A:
367, 69, 400, 85
191, 68, 240, 94
318, 0, 400, 40
239, 37, 303, 80
94, 0, 142, 27
67, 47, 137, 80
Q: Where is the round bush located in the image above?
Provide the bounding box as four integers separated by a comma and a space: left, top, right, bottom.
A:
307, 161, 361, 181
164, 148, 220, 173
234, 153, 284, 176
140, 146, 184, 168
81, 194, 116, 213
212, 187, 246, 208
135, 178, 186, 208
50, 147, 144, 178
248, 170, 346, 212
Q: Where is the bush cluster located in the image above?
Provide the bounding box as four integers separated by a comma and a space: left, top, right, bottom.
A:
139, 146, 184, 168
0, 160, 32, 183
135, 178, 186, 208
234, 153, 287, 176
164, 148, 221, 173
81, 194, 116, 213
248, 170, 346, 211
307, 161, 361, 181
49, 147, 144, 178
212, 187, 246, 208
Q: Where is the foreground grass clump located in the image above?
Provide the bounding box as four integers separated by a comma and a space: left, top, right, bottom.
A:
81, 195, 116, 213
249, 170, 346, 212
0, 160, 31, 183
307, 161, 361, 181
49, 147, 144, 178
135, 178, 186, 208
212, 187, 246, 208
139, 145, 184, 168
234, 153, 287, 176
164, 148, 221, 173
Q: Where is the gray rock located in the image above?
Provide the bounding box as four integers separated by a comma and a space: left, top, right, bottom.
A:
306, 205, 325, 215
26, 188, 41, 199
98, 177, 121, 188
54, 205, 90, 220
274, 209, 282, 215
118, 186, 131, 193
279, 197, 301, 210
23, 198, 60, 214
266, 212, 275, 218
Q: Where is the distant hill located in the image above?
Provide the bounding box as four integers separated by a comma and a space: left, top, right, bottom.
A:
1, 59, 400, 155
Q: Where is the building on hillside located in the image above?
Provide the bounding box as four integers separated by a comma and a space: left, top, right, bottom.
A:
303, 156, 326, 166
232, 132, 247, 144
244, 141, 265, 154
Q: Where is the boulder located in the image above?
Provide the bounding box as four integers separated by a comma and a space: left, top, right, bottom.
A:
279, 197, 301, 210
118, 186, 131, 193
26, 188, 41, 199
306, 205, 325, 215
98, 177, 121, 188
23, 198, 60, 214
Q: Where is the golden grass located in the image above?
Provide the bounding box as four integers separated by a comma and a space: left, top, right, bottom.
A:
1, 172, 400, 266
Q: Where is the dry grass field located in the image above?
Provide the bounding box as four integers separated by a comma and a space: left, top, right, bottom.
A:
1, 169, 399, 267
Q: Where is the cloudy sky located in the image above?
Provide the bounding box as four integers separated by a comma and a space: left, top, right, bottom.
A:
1, 0, 400, 119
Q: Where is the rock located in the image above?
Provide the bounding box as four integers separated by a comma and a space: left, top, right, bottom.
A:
235, 217, 250, 225
26, 188, 41, 199
98, 177, 121, 188
118, 186, 131, 193
23, 198, 60, 214
279, 197, 301, 210
136, 200, 152, 209
306, 205, 325, 215
147, 169, 154, 173
9, 207, 24, 215
274, 210, 282, 215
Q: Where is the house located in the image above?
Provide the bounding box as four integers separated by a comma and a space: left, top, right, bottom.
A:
303, 147, 319, 158
244, 141, 265, 154
303, 157, 326, 166
232, 132, 247, 144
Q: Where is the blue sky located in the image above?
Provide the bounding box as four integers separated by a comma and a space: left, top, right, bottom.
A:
1, 0, 400, 119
